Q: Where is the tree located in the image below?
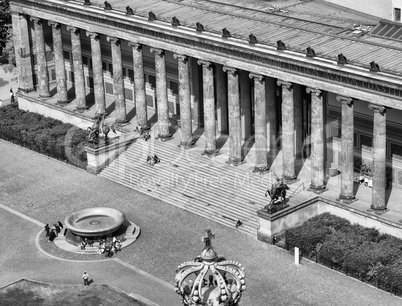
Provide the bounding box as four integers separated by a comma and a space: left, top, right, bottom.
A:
0, 0, 15, 72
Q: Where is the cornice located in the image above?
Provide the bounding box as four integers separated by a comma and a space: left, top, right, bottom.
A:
10, 0, 402, 103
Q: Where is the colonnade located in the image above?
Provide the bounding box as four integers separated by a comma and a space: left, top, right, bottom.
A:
12, 13, 389, 211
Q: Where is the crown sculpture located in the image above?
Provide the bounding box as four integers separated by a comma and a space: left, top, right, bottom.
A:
174, 230, 246, 306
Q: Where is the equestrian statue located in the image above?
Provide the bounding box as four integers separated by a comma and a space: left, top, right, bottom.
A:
264, 177, 289, 213
87, 113, 116, 146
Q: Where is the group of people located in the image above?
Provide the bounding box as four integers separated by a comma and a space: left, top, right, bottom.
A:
146, 154, 160, 166
45, 221, 63, 242
98, 236, 122, 257
135, 124, 151, 141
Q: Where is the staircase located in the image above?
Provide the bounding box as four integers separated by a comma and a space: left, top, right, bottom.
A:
99, 135, 303, 237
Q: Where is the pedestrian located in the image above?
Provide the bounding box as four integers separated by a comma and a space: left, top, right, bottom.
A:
82, 271, 90, 286
54, 223, 61, 234
44, 224, 50, 237
48, 230, 56, 242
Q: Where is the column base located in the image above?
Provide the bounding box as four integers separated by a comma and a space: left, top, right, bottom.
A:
336, 194, 357, 204
156, 134, 172, 142
18, 87, 35, 93
252, 166, 270, 174
201, 149, 219, 157
308, 183, 327, 194
56, 99, 70, 105
283, 176, 299, 184
226, 157, 243, 167
369, 205, 389, 214
39, 93, 51, 99
178, 141, 195, 149
76, 105, 89, 111
115, 118, 129, 125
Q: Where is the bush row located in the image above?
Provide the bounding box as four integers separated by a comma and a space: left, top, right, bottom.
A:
285, 213, 402, 296
0, 104, 88, 169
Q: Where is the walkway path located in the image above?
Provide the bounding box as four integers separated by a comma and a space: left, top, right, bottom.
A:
0, 139, 402, 305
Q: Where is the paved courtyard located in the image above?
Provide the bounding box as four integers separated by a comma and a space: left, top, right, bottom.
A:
1, 139, 402, 305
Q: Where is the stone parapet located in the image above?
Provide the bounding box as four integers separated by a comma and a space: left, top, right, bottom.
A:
85, 134, 136, 175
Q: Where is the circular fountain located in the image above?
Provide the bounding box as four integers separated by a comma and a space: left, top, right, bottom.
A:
65, 207, 126, 237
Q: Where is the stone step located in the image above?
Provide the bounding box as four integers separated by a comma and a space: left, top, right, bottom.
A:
100, 137, 305, 237
101, 163, 262, 224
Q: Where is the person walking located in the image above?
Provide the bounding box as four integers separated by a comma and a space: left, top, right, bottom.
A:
82, 271, 90, 286
44, 224, 50, 237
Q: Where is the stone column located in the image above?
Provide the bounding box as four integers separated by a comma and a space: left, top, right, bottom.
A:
250, 73, 269, 173
216, 63, 228, 134
10, 13, 21, 90
224, 66, 241, 165
368, 104, 387, 211
31, 17, 50, 98
107, 37, 127, 124
265, 77, 277, 153
87, 32, 106, 115
240, 70, 251, 142
174, 54, 193, 148
306, 88, 326, 191
190, 58, 201, 127
67, 27, 86, 110
294, 84, 303, 159
278, 80, 296, 182
150, 48, 170, 139
198, 60, 216, 155
128, 42, 148, 129
49, 22, 68, 103
337, 96, 356, 203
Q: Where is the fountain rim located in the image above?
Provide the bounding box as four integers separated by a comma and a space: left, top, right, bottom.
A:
64, 207, 126, 237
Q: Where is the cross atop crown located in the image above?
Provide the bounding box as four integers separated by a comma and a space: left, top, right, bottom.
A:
202, 229, 215, 249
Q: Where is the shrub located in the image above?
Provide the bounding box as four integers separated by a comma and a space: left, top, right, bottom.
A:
0, 104, 88, 169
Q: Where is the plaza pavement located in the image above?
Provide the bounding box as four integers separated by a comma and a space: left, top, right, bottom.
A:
1, 140, 402, 305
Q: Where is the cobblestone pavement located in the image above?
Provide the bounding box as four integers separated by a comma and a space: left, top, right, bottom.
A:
1, 139, 401, 306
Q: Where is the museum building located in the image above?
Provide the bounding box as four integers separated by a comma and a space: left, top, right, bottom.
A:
9, 0, 402, 213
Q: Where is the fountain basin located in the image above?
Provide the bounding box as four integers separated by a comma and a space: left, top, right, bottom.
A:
65, 207, 125, 237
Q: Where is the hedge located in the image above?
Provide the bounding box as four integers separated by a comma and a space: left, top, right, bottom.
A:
0, 104, 88, 169
285, 213, 402, 296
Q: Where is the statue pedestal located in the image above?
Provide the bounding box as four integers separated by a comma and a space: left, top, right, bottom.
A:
85, 134, 136, 174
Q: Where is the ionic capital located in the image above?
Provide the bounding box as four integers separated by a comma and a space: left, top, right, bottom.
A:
306, 87, 321, 97
31, 17, 42, 25
277, 80, 292, 90
223, 66, 237, 75
197, 60, 211, 68
66, 26, 79, 34
106, 36, 120, 45
128, 42, 142, 50
368, 103, 386, 114
150, 48, 164, 56
249, 73, 264, 82
336, 95, 354, 106
173, 54, 187, 63
86, 31, 99, 40
48, 21, 61, 29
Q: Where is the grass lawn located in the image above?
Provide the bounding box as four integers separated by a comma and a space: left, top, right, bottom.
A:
0, 279, 148, 306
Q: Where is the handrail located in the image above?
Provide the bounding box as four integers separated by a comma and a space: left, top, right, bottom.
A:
288, 182, 305, 198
